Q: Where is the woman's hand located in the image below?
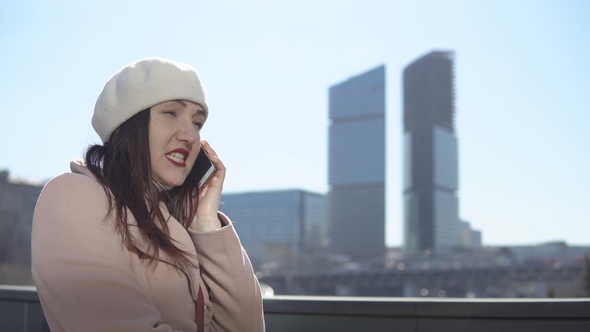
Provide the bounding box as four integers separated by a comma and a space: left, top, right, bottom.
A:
190, 140, 225, 232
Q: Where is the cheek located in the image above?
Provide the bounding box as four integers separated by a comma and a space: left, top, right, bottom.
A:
148, 141, 158, 167
148, 128, 166, 154
147, 132, 165, 172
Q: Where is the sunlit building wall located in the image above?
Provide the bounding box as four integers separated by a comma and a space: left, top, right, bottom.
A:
403, 51, 462, 255
219, 190, 327, 266
460, 220, 482, 251
327, 65, 386, 260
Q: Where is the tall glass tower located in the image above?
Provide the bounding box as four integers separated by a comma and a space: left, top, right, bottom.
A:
403, 51, 461, 255
328, 65, 386, 260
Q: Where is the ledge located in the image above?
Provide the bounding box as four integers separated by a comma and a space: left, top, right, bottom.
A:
2, 285, 590, 332
0, 285, 39, 302
264, 295, 590, 319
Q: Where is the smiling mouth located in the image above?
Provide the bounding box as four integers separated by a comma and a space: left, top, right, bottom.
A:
166, 149, 189, 166
167, 152, 186, 163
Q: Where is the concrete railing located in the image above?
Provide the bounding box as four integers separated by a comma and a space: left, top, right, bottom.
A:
264, 295, 590, 331
2, 285, 589, 331
0, 286, 48, 332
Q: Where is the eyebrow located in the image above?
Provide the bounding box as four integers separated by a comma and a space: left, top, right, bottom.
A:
171, 100, 207, 116
171, 100, 187, 107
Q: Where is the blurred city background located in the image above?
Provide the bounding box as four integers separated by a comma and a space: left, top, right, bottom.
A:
1, 1, 589, 298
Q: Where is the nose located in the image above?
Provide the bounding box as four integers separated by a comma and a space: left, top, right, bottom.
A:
175, 118, 199, 144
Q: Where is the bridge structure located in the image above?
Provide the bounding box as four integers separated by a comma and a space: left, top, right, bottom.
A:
261, 262, 585, 298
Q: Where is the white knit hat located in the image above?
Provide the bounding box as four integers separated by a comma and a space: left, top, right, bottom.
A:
92, 57, 208, 143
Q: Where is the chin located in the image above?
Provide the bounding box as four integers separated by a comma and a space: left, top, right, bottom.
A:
166, 181, 185, 188
156, 179, 184, 190
154, 171, 190, 189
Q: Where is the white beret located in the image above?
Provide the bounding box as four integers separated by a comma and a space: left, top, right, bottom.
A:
92, 57, 208, 143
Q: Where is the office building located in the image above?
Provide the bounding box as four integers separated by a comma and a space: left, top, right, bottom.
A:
327, 65, 386, 260
459, 220, 482, 251
403, 51, 462, 255
0, 171, 43, 285
219, 190, 327, 267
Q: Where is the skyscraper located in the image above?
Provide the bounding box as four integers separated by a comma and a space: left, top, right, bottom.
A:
327, 65, 386, 260
403, 51, 461, 255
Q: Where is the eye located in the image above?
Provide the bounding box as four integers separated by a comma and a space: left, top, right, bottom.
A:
194, 122, 204, 130
163, 109, 176, 116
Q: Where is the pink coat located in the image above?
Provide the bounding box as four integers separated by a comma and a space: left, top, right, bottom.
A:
32, 159, 264, 331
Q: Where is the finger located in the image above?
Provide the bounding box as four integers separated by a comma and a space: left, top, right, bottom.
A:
198, 184, 210, 200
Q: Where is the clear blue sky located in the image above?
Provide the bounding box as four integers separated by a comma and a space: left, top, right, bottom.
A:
1, 0, 588, 247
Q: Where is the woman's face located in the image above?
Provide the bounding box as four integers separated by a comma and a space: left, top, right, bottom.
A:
149, 100, 206, 190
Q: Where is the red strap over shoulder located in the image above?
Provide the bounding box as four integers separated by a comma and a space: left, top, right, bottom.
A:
196, 285, 205, 331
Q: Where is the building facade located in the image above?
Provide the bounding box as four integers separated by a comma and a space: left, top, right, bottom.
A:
403, 51, 462, 255
0, 171, 43, 285
219, 190, 327, 267
459, 220, 482, 251
327, 65, 386, 260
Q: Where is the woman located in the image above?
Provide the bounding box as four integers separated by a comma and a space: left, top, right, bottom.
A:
31, 58, 265, 331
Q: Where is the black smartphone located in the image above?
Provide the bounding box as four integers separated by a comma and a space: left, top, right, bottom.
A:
194, 146, 216, 191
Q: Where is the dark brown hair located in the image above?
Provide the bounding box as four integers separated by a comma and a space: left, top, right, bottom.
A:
85, 108, 201, 273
